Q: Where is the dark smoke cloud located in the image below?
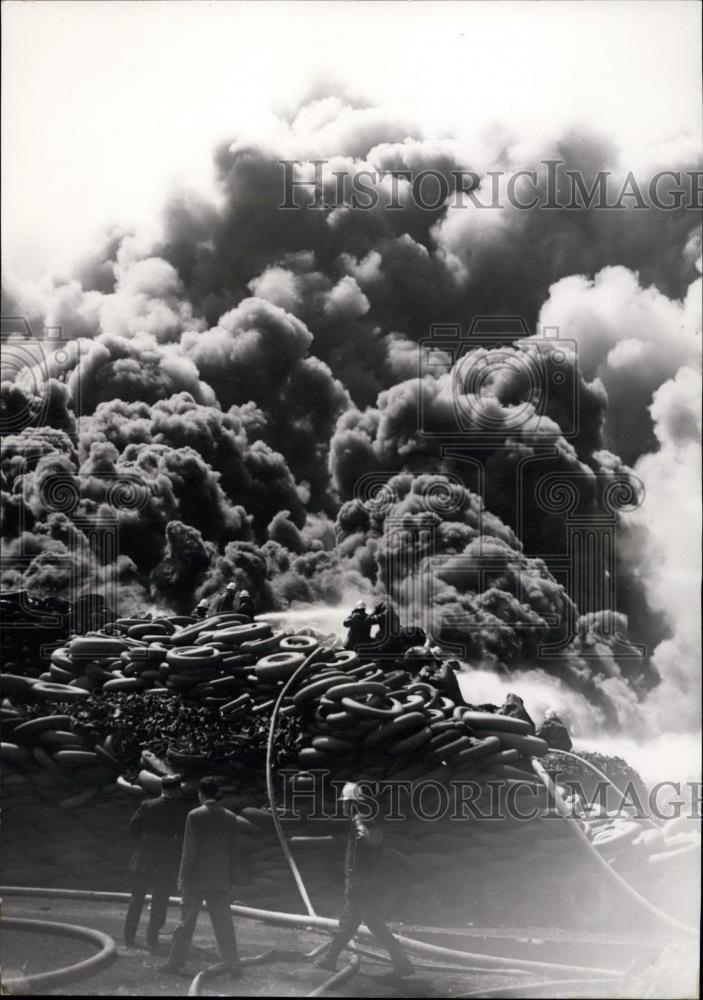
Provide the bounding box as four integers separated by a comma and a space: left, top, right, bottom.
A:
1, 96, 700, 733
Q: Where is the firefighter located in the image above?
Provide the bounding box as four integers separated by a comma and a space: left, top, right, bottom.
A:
314, 783, 413, 978
193, 598, 210, 620
211, 582, 238, 614
499, 692, 536, 735
343, 601, 372, 651
536, 708, 573, 751
369, 600, 404, 655
236, 589, 255, 620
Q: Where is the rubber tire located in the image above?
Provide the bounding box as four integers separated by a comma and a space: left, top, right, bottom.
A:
387, 726, 432, 757
102, 677, 145, 693
325, 680, 388, 702
364, 711, 427, 750
292, 673, 349, 708
461, 711, 532, 736
341, 695, 403, 720
12, 715, 72, 741
53, 750, 100, 769
279, 635, 318, 653
311, 734, 358, 755
166, 646, 222, 669
33, 682, 88, 702
479, 730, 550, 757
255, 651, 305, 683
215, 623, 272, 647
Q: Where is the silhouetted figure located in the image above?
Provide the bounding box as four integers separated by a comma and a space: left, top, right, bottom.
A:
537, 709, 573, 751
161, 777, 241, 976
193, 598, 210, 620
211, 582, 238, 615
236, 589, 255, 620
369, 601, 404, 655
499, 692, 536, 734
314, 783, 413, 978
344, 601, 372, 651
124, 774, 186, 950
439, 659, 465, 706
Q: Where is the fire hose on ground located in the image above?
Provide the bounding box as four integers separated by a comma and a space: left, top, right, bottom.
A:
1, 657, 695, 995
0, 915, 117, 995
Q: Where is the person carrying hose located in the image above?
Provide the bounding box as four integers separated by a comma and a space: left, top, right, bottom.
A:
314, 782, 414, 978
124, 774, 186, 951
369, 600, 404, 655
343, 601, 372, 651
160, 777, 242, 977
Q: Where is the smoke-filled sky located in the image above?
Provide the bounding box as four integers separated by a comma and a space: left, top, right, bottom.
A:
2, 1, 701, 778
3, 0, 701, 275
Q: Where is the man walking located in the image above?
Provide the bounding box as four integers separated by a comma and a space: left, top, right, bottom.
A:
314, 782, 413, 978
124, 774, 186, 951
161, 777, 241, 976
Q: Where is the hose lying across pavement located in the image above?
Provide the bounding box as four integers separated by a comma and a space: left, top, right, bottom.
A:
1, 661, 692, 993
0, 915, 117, 995
1, 886, 626, 979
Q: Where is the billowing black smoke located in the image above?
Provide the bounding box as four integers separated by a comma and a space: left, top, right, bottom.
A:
2, 96, 701, 735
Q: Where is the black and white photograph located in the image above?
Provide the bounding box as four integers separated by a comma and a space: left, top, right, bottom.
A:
1, 1, 701, 996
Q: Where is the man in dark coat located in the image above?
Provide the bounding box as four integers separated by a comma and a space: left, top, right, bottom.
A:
161, 777, 241, 976
343, 601, 372, 651
499, 692, 536, 734
314, 783, 413, 978
369, 601, 402, 647
211, 582, 238, 615
536, 709, 573, 751
369, 601, 404, 656
192, 598, 210, 620
124, 774, 186, 950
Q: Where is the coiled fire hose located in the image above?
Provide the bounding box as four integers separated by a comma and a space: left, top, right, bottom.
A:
0, 915, 117, 995
530, 757, 697, 938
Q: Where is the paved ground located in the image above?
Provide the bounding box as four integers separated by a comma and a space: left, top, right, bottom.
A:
1, 892, 651, 998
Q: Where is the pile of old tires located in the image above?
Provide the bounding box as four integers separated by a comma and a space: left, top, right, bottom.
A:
581, 802, 701, 876
1, 609, 653, 927
0, 613, 324, 707
290, 658, 550, 786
